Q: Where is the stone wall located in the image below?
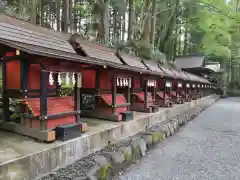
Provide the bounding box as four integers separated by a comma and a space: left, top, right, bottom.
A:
0, 95, 219, 180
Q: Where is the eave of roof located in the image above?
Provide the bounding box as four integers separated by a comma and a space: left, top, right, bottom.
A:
141, 60, 165, 75
174, 55, 205, 69
72, 37, 123, 65
2, 39, 159, 74
183, 67, 215, 74
158, 65, 176, 79
169, 68, 186, 80
116, 51, 148, 70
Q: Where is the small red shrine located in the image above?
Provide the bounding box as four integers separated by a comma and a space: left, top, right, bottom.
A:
116, 52, 160, 113
0, 15, 99, 141
168, 68, 189, 104
69, 35, 144, 121
141, 60, 173, 107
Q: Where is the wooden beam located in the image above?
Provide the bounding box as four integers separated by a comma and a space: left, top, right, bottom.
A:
144, 80, 148, 110
2, 56, 10, 122
112, 75, 116, 113
20, 59, 29, 98
95, 70, 100, 106
75, 73, 81, 123
40, 70, 48, 130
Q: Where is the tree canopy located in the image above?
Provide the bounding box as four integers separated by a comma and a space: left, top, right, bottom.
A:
1, 0, 240, 68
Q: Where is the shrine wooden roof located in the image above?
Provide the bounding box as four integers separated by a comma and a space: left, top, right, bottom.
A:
174, 55, 205, 69
0, 14, 88, 62
184, 72, 208, 83
0, 15, 143, 71
69, 34, 122, 65
178, 71, 190, 80
169, 68, 185, 80
141, 60, 177, 78
158, 65, 176, 78
116, 51, 147, 70
142, 60, 163, 73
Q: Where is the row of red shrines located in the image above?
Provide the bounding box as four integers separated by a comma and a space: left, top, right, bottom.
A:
2, 48, 213, 141
0, 16, 214, 142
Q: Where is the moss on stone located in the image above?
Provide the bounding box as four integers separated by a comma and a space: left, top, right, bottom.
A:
124, 152, 132, 162
99, 163, 112, 180
131, 146, 140, 160
151, 132, 165, 143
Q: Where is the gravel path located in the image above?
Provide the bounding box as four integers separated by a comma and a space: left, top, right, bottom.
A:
116, 98, 240, 180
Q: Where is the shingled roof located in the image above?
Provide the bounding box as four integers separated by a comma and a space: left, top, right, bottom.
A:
0, 15, 134, 70
158, 65, 176, 78
169, 68, 185, 80
174, 55, 205, 69
69, 34, 123, 65
0, 14, 91, 63
178, 71, 190, 80
116, 51, 147, 70
141, 60, 164, 75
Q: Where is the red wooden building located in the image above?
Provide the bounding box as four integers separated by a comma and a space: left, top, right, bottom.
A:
0, 15, 116, 141
116, 52, 161, 113
141, 60, 174, 107
69, 35, 158, 120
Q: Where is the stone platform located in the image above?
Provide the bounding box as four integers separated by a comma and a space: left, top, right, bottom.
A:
0, 95, 218, 180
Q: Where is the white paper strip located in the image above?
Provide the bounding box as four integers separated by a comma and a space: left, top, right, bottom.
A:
117, 77, 120, 86
72, 73, 76, 85
178, 83, 182, 88
49, 72, 54, 85
124, 78, 128, 86
58, 73, 62, 85
120, 78, 123, 86
65, 73, 70, 85
165, 81, 171, 87
125, 78, 128, 86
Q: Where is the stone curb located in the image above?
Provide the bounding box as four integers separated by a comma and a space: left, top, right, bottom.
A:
40, 96, 219, 180
88, 99, 217, 179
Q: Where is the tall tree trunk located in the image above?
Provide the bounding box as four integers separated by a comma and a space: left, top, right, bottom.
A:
73, 0, 77, 31
122, 15, 126, 41
113, 9, 117, 42
69, 0, 73, 32
103, 0, 110, 44
150, 0, 156, 45
183, 23, 188, 55
63, 0, 70, 33
61, 0, 65, 31
117, 13, 121, 41
142, 0, 151, 42
56, 0, 61, 31
40, 0, 44, 26
178, 28, 182, 55
127, 0, 134, 41
30, 0, 37, 24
